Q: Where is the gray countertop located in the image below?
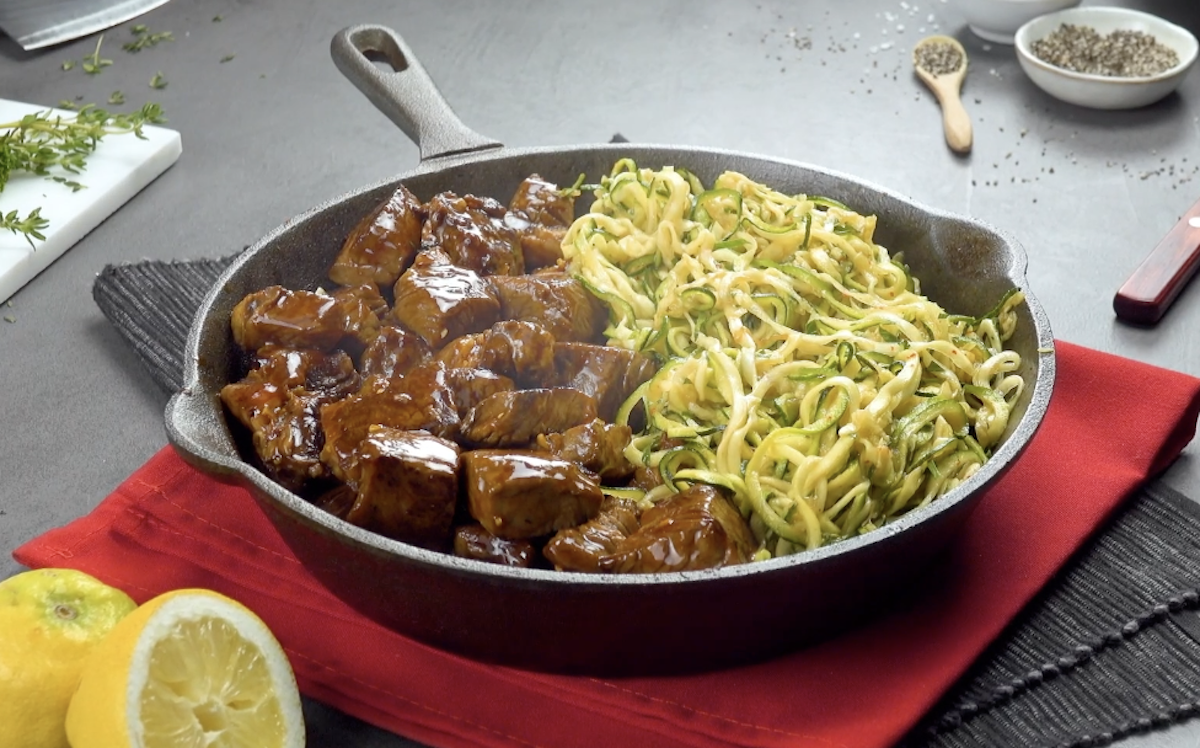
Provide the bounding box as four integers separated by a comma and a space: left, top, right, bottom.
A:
3, 0, 1200, 745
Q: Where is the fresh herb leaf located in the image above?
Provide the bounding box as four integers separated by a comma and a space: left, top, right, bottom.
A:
57, 100, 78, 111
149, 72, 167, 89
1, 208, 49, 248
61, 60, 75, 71
108, 90, 125, 106
0, 104, 165, 245
82, 35, 113, 75
220, 54, 235, 63
50, 176, 86, 192
213, 14, 223, 22
123, 27, 173, 53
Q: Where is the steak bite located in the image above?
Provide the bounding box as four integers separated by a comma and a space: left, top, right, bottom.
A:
329, 183, 425, 288
535, 419, 635, 482
600, 484, 756, 573
551, 342, 659, 422
391, 250, 502, 348
543, 495, 641, 572
489, 272, 609, 343
360, 325, 432, 380
463, 450, 602, 540
331, 283, 389, 354
344, 426, 460, 549
248, 346, 360, 399
461, 388, 598, 448
453, 524, 538, 568
231, 286, 348, 352
505, 175, 576, 271
319, 365, 460, 485
422, 192, 524, 276
435, 319, 557, 387
510, 174, 574, 227
221, 382, 329, 493
441, 367, 515, 421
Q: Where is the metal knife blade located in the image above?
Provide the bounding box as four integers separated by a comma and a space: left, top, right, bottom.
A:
0, 0, 171, 51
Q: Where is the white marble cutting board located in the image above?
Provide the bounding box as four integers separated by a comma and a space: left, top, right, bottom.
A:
0, 98, 182, 303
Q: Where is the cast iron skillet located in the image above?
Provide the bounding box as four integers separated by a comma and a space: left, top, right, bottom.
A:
165, 24, 1056, 675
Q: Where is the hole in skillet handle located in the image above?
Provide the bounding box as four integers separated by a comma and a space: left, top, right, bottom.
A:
362, 41, 410, 74
331, 24, 502, 163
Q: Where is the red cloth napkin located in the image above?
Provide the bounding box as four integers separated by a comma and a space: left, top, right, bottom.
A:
14, 341, 1200, 748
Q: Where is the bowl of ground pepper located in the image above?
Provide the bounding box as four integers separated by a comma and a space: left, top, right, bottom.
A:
1015, 7, 1197, 109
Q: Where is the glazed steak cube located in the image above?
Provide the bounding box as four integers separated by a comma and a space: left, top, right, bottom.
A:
435, 320, 557, 387
220, 381, 329, 492
331, 283, 389, 354
552, 342, 658, 422
248, 346, 359, 399
329, 183, 425, 288
345, 427, 460, 548
489, 273, 608, 343
423, 192, 524, 276
441, 367, 515, 421
543, 495, 641, 572
392, 251, 502, 348
360, 326, 432, 381
599, 484, 756, 573
509, 174, 574, 227
463, 450, 602, 539
453, 524, 538, 567
506, 174, 576, 271
319, 366, 460, 485
461, 388, 597, 447
535, 419, 634, 482
230, 286, 347, 352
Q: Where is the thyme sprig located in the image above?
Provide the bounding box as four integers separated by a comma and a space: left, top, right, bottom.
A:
0, 103, 165, 247
1, 208, 48, 246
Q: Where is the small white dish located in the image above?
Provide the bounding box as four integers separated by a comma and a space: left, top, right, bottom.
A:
1015, 7, 1198, 109
952, 0, 1081, 45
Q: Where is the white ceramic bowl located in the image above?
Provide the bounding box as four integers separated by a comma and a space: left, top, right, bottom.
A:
1015, 7, 1199, 110
952, 0, 1081, 44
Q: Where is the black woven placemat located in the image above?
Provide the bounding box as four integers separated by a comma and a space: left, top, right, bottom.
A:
94, 255, 1200, 748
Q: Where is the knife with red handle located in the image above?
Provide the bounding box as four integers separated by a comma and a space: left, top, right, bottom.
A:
1114, 196, 1200, 325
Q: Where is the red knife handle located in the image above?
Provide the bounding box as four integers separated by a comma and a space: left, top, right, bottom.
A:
1114, 197, 1200, 325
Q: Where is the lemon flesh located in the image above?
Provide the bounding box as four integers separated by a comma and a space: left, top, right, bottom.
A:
67, 589, 305, 748
0, 568, 136, 748
141, 616, 289, 744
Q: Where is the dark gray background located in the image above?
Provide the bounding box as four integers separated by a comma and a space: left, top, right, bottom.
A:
2, 0, 1199, 745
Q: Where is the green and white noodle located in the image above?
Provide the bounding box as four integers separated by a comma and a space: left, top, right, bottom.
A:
562, 159, 1025, 561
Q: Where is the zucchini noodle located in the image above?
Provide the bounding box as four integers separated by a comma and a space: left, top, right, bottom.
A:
562, 159, 1026, 561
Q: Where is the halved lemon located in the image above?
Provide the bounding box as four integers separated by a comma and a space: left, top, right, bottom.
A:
65, 588, 305, 748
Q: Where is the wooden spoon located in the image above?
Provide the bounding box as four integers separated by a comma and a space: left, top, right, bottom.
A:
913, 35, 973, 154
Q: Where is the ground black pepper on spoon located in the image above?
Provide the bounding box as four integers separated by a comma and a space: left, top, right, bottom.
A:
913, 35, 973, 155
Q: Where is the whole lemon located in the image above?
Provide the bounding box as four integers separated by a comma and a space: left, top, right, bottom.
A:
0, 568, 137, 748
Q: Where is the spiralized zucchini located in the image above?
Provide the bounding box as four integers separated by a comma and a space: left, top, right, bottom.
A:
562, 159, 1025, 561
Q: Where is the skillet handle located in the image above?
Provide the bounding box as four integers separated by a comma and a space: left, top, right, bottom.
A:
331, 24, 503, 162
